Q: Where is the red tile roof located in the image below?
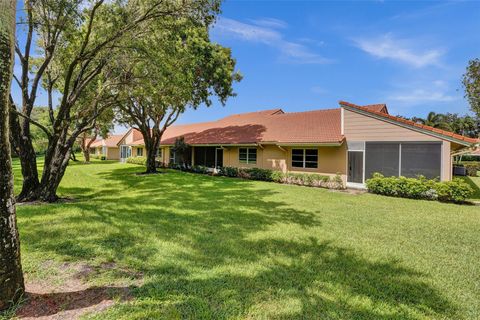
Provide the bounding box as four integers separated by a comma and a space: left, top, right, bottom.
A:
339, 101, 480, 145
90, 135, 123, 147
363, 104, 388, 114
159, 108, 343, 145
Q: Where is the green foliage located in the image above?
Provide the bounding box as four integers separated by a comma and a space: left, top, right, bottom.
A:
366, 173, 473, 203
410, 112, 479, 138
463, 58, 480, 118
30, 107, 51, 154
126, 156, 146, 166
460, 161, 480, 177
216, 167, 344, 189
172, 137, 190, 166
218, 166, 239, 177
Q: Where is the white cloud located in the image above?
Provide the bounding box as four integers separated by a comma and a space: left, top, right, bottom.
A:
213, 17, 331, 64
388, 89, 456, 103
387, 80, 457, 104
354, 34, 443, 68
250, 17, 288, 29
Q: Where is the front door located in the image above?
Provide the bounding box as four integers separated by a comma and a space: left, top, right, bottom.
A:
215, 148, 223, 168
348, 151, 364, 184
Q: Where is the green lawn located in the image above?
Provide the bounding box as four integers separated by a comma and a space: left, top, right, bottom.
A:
10, 160, 480, 319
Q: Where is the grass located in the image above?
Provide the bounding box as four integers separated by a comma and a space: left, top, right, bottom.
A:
459, 175, 480, 200
8, 159, 480, 319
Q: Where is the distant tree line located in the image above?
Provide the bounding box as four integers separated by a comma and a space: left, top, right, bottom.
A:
401, 112, 480, 138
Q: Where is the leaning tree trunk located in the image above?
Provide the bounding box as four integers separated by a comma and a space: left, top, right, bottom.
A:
9, 109, 40, 202
0, 0, 26, 310
35, 129, 73, 202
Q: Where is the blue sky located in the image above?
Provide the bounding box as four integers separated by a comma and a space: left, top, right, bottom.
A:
12, 1, 480, 133
177, 0, 480, 125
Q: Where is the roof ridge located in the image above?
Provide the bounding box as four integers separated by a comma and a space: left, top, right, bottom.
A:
278, 108, 339, 115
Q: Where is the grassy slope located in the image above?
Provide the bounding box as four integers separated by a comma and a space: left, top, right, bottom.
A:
12, 160, 480, 319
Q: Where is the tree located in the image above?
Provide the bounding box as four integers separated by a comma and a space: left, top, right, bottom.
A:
463, 58, 480, 118
172, 137, 190, 168
12, 0, 219, 202
411, 112, 451, 131
0, 0, 25, 309
115, 18, 241, 173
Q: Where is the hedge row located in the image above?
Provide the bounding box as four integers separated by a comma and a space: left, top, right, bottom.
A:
366, 173, 473, 203
126, 156, 147, 165
167, 163, 345, 190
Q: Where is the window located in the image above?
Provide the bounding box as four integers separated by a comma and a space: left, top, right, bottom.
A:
137, 147, 143, 157
239, 148, 257, 164
169, 150, 176, 164
292, 149, 318, 168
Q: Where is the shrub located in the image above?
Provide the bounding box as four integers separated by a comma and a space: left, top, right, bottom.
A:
126, 156, 146, 166
100, 156, 106, 161
248, 168, 273, 181
461, 161, 480, 177
266, 171, 339, 189
366, 173, 473, 203
219, 166, 239, 177
435, 179, 474, 203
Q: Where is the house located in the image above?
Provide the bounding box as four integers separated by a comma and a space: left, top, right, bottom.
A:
116, 128, 147, 162
89, 135, 123, 160
117, 101, 479, 188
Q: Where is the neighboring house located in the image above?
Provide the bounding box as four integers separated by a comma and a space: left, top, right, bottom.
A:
117, 101, 479, 187
89, 135, 123, 160
117, 128, 146, 162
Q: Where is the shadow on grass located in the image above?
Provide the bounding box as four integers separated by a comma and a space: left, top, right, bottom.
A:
17, 166, 459, 319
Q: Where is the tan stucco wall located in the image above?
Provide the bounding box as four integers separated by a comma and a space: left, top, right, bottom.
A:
107, 147, 120, 160
192, 144, 348, 182
131, 146, 145, 157
344, 109, 441, 142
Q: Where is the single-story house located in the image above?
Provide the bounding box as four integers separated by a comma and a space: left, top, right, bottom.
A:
89, 134, 123, 160
117, 101, 479, 188
116, 128, 147, 162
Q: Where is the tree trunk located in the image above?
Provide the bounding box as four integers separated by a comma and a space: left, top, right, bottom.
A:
143, 130, 161, 174
0, 0, 26, 310
9, 109, 40, 202
145, 143, 157, 173
35, 130, 73, 202
83, 149, 90, 163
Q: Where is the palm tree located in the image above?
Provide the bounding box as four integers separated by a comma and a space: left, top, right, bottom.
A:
414, 112, 452, 131
0, 0, 25, 310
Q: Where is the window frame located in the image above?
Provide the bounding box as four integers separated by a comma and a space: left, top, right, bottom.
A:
137, 147, 143, 157
169, 149, 176, 164
238, 147, 257, 164
291, 148, 318, 169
